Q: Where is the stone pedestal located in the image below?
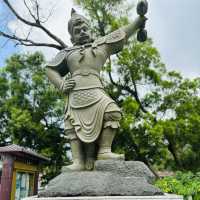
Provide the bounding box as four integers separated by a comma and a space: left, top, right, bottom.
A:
95, 160, 156, 184
25, 161, 183, 199
38, 161, 162, 197
23, 194, 183, 200
39, 172, 161, 197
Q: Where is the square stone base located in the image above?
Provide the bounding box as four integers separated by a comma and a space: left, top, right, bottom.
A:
23, 194, 183, 200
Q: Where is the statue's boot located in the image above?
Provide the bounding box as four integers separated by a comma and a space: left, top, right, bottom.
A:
84, 143, 95, 171
97, 128, 124, 160
62, 139, 85, 172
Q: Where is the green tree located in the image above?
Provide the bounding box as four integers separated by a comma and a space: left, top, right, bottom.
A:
155, 171, 200, 200
0, 52, 69, 182
157, 75, 200, 171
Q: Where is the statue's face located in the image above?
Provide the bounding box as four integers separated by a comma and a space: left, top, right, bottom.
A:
71, 19, 93, 45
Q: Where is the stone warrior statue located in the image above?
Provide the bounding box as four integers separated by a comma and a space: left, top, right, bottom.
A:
46, 1, 148, 171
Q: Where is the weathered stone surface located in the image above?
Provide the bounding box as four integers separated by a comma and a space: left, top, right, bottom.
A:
95, 160, 155, 184
39, 171, 162, 197
38, 161, 163, 197
24, 194, 184, 200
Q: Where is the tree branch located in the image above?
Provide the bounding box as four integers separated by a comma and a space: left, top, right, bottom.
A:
92, 6, 106, 36
35, 0, 40, 22
132, 77, 148, 113
0, 30, 63, 50
165, 135, 183, 169
23, 0, 37, 21
3, 0, 67, 48
108, 62, 147, 113
40, 4, 54, 23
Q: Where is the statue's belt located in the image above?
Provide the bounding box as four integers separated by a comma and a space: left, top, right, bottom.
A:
70, 69, 103, 91
72, 69, 100, 77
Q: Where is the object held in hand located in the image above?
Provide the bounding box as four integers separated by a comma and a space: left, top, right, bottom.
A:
137, 29, 147, 42
137, 0, 148, 42
137, 0, 148, 16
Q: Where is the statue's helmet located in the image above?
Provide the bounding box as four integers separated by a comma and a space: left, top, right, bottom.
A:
68, 8, 90, 36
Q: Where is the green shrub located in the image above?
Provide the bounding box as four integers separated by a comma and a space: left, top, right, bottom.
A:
155, 171, 200, 200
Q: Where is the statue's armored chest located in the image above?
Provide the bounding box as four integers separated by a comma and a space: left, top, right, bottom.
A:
67, 45, 107, 73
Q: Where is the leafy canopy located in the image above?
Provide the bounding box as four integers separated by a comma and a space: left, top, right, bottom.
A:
0, 52, 69, 182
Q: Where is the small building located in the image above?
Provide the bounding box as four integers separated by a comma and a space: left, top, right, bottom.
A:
0, 144, 49, 200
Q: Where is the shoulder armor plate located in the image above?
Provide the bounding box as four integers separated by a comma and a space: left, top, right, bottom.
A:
47, 46, 81, 67
105, 29, 126, 44
93, 37, 106, 46
46, 48, 73, 76
93, 29, 126, 46
47, 49, 67, 68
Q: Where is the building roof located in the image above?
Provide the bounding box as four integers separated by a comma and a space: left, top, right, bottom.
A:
0, 144, 49, 162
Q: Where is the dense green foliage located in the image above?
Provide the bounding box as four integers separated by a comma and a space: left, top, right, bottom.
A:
0, 52, 69, 182
156, 171, 200, 200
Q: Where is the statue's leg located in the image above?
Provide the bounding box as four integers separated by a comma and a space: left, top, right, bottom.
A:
97, 127, 124, 160
84, 142, 96, 171
62, 139, 85, 171
63, 117, 85, 171
97, 111, 124, 160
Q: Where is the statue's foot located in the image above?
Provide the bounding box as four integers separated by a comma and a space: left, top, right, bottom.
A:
85, 157, 95, 171
97, 152, 124, 160
62, 162, 84, 172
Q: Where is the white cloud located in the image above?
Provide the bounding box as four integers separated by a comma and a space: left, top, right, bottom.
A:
147, 0, 200, 78
7, 0, 77, 60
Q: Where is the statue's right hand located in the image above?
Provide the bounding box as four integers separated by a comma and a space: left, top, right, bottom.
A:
61, 79, 76, 94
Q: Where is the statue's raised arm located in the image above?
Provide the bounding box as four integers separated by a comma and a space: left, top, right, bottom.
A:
102, 0, 148, 55
123, 0, 148, 41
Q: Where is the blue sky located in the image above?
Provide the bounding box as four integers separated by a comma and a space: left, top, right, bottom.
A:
0, 38, 19, 67
0, 1, 19, 67
0, 0, 199, 78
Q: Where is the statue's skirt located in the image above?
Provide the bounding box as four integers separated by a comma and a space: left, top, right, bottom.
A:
64, 88, 121, 143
